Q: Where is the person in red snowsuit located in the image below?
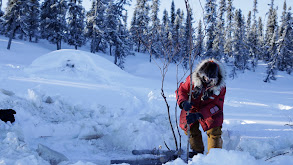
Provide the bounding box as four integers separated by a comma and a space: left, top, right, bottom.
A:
176, 59, 226, 156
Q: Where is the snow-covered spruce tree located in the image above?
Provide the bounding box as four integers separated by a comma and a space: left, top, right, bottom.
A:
162, 9, 169, 30
67, 0, 85, 50
275, 0, 287, 71
224, 0, 234, 61
246, 11, 251, 39
173, 9, 185, 63
248, 0, 260, 71
264, 0, 278, 61
84, 0, 96, 52
182, 6, 194, 69
276, 5, 293, 73
169, 1, 179, 63
213, 0, 226, 61
104, 1, 118, 56
195, 20, 204, 57
253, 0, 258, 22
264, 35, 278, 82
40, 0, 53, 39
106, 0, 132, 69
233, 9, 249, 71
267, 13, 278, 64
263, 25, 282, 83
122, 9, 133, 53
114, 18, 132, 69
258, 16, 264, 57
3, 0, 28, 49
172, 9, 182, 50
84, 0, 107, 53
245, 11, 253, 70
117, 12, 133, 69
140, 0, 150, 53
130, 0, 150, 53
170, 0, 175, 28
204, 0, 217, 58
3, 0, 17, 48
161, 9, 173, 60
278, 1, 287, 38
40, 0, 68, 50
129, 8, 137, 51
0, 1, 3, 35
0, 0, 3, 17
15, 0, 40, 41
25, 0, 41, 43
149, 0, 161, 62
286, 7, 293, 74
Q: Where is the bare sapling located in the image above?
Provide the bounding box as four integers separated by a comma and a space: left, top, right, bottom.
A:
134, 0, 207, 161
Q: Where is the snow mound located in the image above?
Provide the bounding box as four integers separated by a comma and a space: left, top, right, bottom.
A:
165, 149, 293, 165
25, 49, 134, 83
165, 149, 263, 165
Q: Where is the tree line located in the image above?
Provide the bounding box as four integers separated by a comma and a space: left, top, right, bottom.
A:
0, 0, 292, 81
0, 0, 132, 69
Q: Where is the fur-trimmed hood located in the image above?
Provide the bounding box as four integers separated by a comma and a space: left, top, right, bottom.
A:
191, 59, 226, 95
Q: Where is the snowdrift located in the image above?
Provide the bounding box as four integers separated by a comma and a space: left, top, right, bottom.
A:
25, 49, 138, 84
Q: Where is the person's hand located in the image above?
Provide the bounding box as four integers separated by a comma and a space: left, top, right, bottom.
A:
192, 86, 202, 99
186, 112, 204, 124
182, 101, 192, 111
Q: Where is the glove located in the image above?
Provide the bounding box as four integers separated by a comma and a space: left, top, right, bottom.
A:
181, 101, 192, 111
186, 112, 204, 124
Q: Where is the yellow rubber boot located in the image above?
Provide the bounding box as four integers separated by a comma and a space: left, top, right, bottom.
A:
206, 126, 223, 154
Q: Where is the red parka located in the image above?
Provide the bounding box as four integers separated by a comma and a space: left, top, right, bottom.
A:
176, 59, 226, 132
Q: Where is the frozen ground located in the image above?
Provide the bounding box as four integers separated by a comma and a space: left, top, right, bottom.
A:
0, 35, 293, 165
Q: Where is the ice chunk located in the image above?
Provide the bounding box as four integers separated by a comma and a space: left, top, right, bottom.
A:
36, 144, 68, 165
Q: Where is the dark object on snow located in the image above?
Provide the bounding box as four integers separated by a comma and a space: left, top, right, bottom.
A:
0, 89, 15, 96
132, 149, 201, 158
132, 149, 178, 156
111, 157, 168, 165
66, 60, 75, 68
45, 96, 54, 104
0, 109, 16, 123
111, 149, 181, 165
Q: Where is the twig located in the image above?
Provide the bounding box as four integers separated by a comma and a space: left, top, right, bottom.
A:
161, 87, 178, 150
164, 141, 171, 151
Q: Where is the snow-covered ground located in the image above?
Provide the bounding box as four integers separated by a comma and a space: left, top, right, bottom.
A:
0, 35, 293, 165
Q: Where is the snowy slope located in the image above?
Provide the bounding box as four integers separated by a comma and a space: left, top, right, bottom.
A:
0, 35, 293, 165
